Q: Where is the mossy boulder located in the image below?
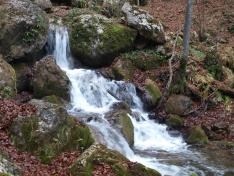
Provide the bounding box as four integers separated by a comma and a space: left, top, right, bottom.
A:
187, 126, 209, 145
42, 95, 67, 105
0, 57, 16, 99
106, 103, 134, 146
68, 13, 137, 67
142, 79, 162, 109
166, 114, 184, 129
111, 59, 136, 81
31, 0, 52, 11
70, 144, 161, 176
9, 99, 94, 164
120, 50, 167, 71
12, 62, 32, 92
165, 95, 192, 116
122, 2, 165, 44
32, 55, 70, 99
0, 0, 49, 62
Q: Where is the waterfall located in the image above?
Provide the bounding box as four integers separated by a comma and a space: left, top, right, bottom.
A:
47, 25, 227, 176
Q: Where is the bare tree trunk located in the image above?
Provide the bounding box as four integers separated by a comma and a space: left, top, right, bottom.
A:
181, 0, 193, 74
170, 0, 193, 93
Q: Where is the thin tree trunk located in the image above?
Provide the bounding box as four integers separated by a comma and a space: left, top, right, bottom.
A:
180, 0, 193, 75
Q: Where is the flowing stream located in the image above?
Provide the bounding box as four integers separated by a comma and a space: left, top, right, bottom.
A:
46, 25, 234, 176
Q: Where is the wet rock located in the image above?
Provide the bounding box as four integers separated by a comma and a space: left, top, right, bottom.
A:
106, 102, 134, 146
166, 114, 184, 129
187, 126, 209, 145
9, 99, 94, 164
224, 171, 234, 176
165, 95, 192, 116
70, 144, 161, 176
0, 0, 49, 62
32, 0, 53, 11
142, 79, 162, 110
0, 57, 16, 99
12, 62, 33, 92
68, 12, 137, 67
122, 2, 165, 44
32, 55, 70, 99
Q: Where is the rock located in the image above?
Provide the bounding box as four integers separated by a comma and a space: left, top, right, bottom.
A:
0, 151, 20, 176
32, 0, 53, 11
187, 126, 209, 144
68, 12, 137, 67
0, 0, 49, 62
0, 57, 16, 99
70, 144, 161, 176
42, 95, 67, 105
165, 95, 192, 116
122, 2, 165, 44
166, 114, 184, 129
111, 59, 135, 80
12, 62, 33, 92
229, 124, 234, 137
32, 55, 70, 99
224, 171, 234, 176
142, 79, 162, 109
105, 102, 134, 146
9, 99, 94, 164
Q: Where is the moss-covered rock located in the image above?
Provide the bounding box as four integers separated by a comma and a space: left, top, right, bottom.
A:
165, 95, 192, 116
67, 12, 137, 67
143, 79, 162, 109
32, 55, 70, 99
42, 95, 67, 105
0, 0, 49, 62
166, 114, 184, 129
9, 100, 94, 164
187, 126, 209, 145
120, 50, 167, 71
31, 0, 52, 11
105, 103, 134, 146
0, 57, 16, 99
70, 144, 161, 176
122, 2, 165, 44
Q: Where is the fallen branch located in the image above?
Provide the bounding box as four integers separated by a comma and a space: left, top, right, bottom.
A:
157, 31, 180, 109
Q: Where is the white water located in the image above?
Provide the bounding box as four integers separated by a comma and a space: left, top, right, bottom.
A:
47, 25, 228, 176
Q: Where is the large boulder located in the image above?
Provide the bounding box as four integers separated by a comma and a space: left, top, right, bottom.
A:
32, 55, 70, 99
187, 126, 209, 145
165, 95, 192, 116
70, 144, 161, 176
122, 2, 165, 44
68, 12, 137, 67
31, 0, 53, 11
0, 0, 49, 62
9, 99, 94, 164
0, 57, 16, 99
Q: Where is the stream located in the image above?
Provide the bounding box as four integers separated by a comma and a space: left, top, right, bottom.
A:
46, 25, 234, 176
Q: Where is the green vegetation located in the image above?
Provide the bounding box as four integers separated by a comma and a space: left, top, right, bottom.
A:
187, 126, 209, 144
121, 50, 168, 71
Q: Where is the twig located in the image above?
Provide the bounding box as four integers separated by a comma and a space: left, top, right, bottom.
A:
157, 31, 180, 109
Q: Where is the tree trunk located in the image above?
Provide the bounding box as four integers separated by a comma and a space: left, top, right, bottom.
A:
171, 0, 193, 93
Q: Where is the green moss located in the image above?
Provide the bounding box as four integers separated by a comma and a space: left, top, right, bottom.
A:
121, 50, 168, 71
145, 79, 162, 105
22, 15, 47, 44
166, 114, 184, 129
190, 48, 206, 60
117, 113, 134, 146
0, 173, 11, 176
187, 126, 209, 144
42, 95, 65, 105
204, 52, 224, 81
70, 145, 161, 176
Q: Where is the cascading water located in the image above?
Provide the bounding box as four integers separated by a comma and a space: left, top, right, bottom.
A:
47, 25, 232, 176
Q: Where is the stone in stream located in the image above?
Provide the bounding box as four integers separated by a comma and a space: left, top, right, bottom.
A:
32, 55, 70, 100
9, 99, 94, 164
67, 11, 137, 67
70, 144, 161, 176
187, 126, 209, 145
0, 0, 49, 62
0, 57, 16, 99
